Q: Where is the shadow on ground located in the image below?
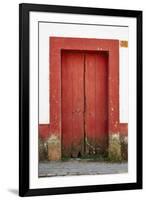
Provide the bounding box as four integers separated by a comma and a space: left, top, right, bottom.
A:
8, 189, 18, 196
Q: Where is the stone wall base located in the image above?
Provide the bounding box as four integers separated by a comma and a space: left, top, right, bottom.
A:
39, 137, 48, 161
47, 135, 61, 161
39, 135, 61, 161
120, 135, 128, 160
108, 133, 128, 161
39, 134, 128, 162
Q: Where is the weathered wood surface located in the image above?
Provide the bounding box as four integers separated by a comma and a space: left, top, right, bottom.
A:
62, 51, 108, 158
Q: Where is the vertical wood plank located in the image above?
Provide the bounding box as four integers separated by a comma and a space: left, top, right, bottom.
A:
85, 52, 108, 156
85, 53, 96, 155
72, 52, 84, 157
61, 51, 84, 158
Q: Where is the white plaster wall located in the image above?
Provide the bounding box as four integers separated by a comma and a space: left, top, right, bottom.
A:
38, 17, 129, 124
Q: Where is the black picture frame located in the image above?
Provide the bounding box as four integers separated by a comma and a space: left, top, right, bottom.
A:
19, 3, 143, 197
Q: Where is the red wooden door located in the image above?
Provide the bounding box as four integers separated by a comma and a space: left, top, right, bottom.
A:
61, 51, 108, 158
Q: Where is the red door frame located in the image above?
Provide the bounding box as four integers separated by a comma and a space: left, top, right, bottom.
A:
39, 37, 127, 158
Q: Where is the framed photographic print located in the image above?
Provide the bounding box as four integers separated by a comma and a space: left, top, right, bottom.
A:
19, 3, 142, 196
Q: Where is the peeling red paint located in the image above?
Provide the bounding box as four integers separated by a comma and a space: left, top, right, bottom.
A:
39, 124, 50, 140
119, 123, 128, 135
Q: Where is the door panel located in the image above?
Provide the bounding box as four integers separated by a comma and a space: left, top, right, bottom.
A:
85, 53, 97, 155
61, 51, 84, 158
61, 50, 108, 158
85, 52, 108, 156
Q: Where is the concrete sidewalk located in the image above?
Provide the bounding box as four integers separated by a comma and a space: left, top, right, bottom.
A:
39, 160, 128, 177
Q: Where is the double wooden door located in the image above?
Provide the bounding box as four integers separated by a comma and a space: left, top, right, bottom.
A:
61, 50, 108, 158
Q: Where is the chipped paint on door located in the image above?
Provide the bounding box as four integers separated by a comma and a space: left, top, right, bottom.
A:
61, 50, 108, 158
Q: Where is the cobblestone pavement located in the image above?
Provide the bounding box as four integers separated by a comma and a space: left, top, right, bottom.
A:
39, 160, 128, 177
